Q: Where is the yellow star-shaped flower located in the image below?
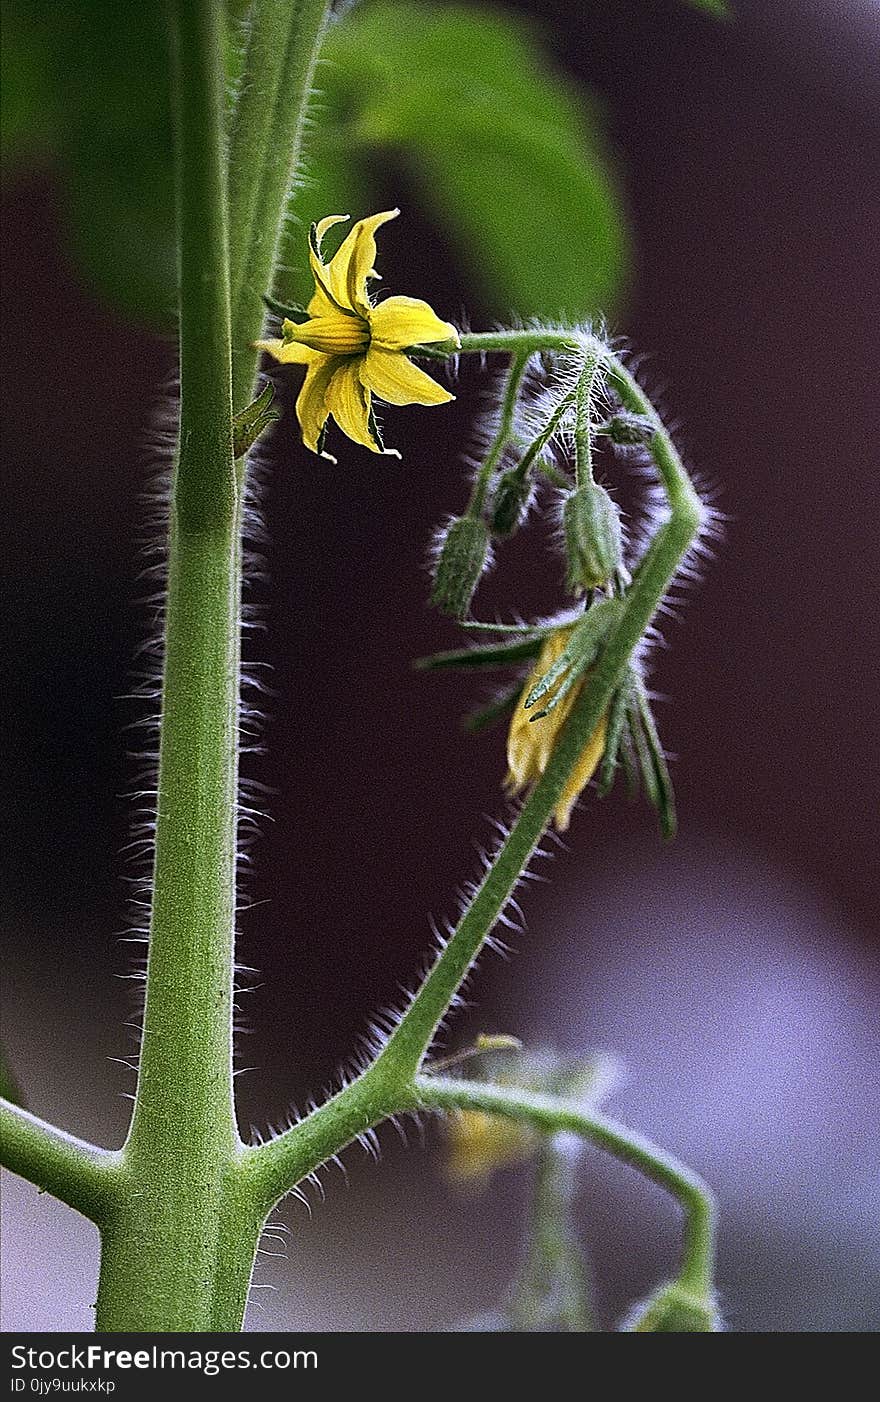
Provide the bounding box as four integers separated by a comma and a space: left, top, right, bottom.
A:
506, 626, 608, 831
445, 1109, 536, 1185
256, 210, 459, 456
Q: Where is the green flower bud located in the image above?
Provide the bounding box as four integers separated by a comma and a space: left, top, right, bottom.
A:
431, 515, 491, 618
488, 468, 534, 537
601, 411, 655, 446
561, 483, 623, 593
621, 1281, 721, 1333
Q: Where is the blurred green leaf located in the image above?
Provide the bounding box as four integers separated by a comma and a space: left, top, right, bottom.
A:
2, 0, 176, 326
3, 0, 629, 328
686, 0, 730, 16
0, 0, 54, 163
48, 2, 176, 325
279, 1, 629, 322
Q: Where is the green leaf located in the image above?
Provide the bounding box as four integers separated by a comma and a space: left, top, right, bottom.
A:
4, 0, 629, 329
2, 0, 176, 326
280, 1, 629, 321
0, 0, 54, 163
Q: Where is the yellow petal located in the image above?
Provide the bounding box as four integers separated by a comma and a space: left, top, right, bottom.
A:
326, 357, 381, 453
369, 295, 459, 351
553, 713, 608, 831
314, 214, 351, 246
254, 337, 316, 366
306, 287, 332, 319
295, 353, 338, 453
446, 1109, 534, 1185
306, 215, 355, 316
324, 209, 399, 317
360, 346, 454, 407
504, 627, 582, 797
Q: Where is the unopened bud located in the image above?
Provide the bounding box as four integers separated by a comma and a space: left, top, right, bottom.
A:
489, 469, 534, 537
562, 483, 623, 593
431, 516, 491, 618
621, 1281, 721, 1333
601, 411, 654, 446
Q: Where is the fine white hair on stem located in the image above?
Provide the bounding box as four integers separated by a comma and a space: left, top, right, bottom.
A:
113, 374, 283, 1105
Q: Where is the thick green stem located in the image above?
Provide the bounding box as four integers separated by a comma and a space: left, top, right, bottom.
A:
95, 0, 242, 1332
228, 0, 332, 413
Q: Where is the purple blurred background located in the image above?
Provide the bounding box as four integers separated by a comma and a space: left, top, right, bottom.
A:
2, 0, 879, 1331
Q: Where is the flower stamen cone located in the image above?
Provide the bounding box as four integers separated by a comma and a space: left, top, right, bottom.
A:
506, 626, 608, 831
255, 210, 459, 455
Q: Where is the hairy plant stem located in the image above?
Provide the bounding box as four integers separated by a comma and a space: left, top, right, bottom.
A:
574, 344, 601, 487
238, 330, 712, 1305
413, 1078, 715, 1299
227, 0, 332, 414
92, 0, 243, 1331
0, 1103, 120, 1223
466, 350, 529, 516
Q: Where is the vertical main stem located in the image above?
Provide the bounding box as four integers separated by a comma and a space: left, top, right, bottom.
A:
96, 0, 248, 1332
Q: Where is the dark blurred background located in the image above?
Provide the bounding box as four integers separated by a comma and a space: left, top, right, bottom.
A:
2, 0, 878, 1332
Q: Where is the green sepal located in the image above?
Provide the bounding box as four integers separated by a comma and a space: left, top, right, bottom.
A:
314, 421, 337, 465
524, 598, 622, 716
620, 1280, 720, 1332
460, 620, 553, 636
489, 466, 533, 537
369, 405, 384, 450
415, 637, 543, 672
407, 338, 460, 360
431, 515, 491, 618
262, 293, 308, 322
596, 678, 631, 797
627, 672, 677, 840
232, 381, 281, 459
562, 482, 624, 593
618, 724, 640, 799
599, 411, 655, 446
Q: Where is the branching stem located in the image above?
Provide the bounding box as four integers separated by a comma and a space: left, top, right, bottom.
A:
1, 9, 713, 1325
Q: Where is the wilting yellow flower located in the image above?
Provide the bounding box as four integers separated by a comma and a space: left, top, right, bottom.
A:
506, 626, 608, 831
446, 1109, 536, 1185
256, 210, 458, 455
